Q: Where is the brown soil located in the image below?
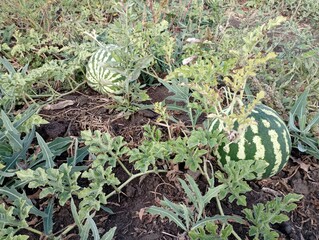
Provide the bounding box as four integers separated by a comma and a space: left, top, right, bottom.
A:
32, 86, 319, 240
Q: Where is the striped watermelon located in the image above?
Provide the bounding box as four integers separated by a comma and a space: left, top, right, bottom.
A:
216, 104, 292, 179
86, 44, 126, 95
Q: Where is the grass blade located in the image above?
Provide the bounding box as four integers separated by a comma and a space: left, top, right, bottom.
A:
304, 111, 319, 132
0, 186, 47, 218
203, 185, 225, 205
0, 57, 16, 74
101, 227, 116, 240
36, 132, 55, 169
289, 89, 309, 132
43, 198, 54, 235
87, 215, 100, 240
147, 206, 187, 231
191, 215, 245, 230
70, 198, 82, 227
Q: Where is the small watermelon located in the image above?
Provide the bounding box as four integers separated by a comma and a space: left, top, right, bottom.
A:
86, 44, 126, 95
216, 104, 292, 179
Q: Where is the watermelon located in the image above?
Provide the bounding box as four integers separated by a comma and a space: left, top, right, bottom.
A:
216, 104, 292, 179
86, 44, 126, 95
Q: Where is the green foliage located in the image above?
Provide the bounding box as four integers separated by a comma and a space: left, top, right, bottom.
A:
288, 88, 319, 159
78, 166, 120, 219
0, 199, 31, 240
0, 45, 92, 111
216, 160, 269, 206
105, 1, 176, 72
189, 222, 233, 240
148, 167, 303, 239
147, 175, 236, 232
161, 17, 284, 131
15, 113, 48, 133
112, 82, 151, 117
243, 193, 303, 240
0, 108, 37, 182
169, 137, 206, 172
243, 0, 319, 25
0, 186, 46, 217
16, 164, 81, 206
168, 128, 225, 171
0, 107, 73, 185
129, 125, 169, 172
81, 129, 130, 168
70, 198, 116, 240
0, 0, 314, 239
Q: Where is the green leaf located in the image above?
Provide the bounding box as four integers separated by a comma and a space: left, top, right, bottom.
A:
70, 198, 82, 225
0, 143, 13, 157
0, 186, 47, 218
1, 110, 18, 133
0, 57, 16, 74
36, 132, 55, 168
43, 198, 54, 235
304, 111, 319, 133
191, 215, 245, 230
67, 146, 89, 165
243, 193, 302, 239
289, 88, 309, 132
12, 105, 39, 131
187, 129, 207, 148
87, 215, 100, 240
216, 160, 268, 206
81, 218, 91, 240
0, 170, 15, 178
17, 164, 81, 206
0, 204, 18, 227
101, 227, 116, 240
158, 78, 190, 104
29, 137, 74, 168
189, 222, 234, 240
100, 206, 114, 215
81, 130, 129, 168
202, 185, 225, 205
182, 175, 205, 217
1, 111, 22, 151
179, 177, 198, 205
147, 206, 187, 231
1, 127, 35, 177
5, 130, 23, 152
47, 137, 73, 156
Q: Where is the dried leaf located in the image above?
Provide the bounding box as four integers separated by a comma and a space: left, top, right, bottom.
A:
43, 100, 75, 110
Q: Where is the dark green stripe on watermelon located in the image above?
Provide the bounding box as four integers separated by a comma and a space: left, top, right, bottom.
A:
217, 104, 291, 179
86, 45, 126, 95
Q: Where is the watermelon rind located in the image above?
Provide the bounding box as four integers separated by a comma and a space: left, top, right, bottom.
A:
217, 104, 292, 179
86, 44, 126, 95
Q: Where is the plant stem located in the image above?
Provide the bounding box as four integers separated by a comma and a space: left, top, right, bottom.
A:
232, 229, 243, 240
25, 227, 43, 236
59, 223, 77, 236
202, 158, 242, 240
215, 197, 225, 216
105, 169, 167, 199
116, 157, 132, 177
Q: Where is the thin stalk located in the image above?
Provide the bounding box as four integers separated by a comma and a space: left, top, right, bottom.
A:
202, 158, 211, 184
115, 156, 132, 177
232, 229, 242, 240
25, 227, 43, 236
105, 169, 167, 199
59, 223, 77, 236
165, 121, 172, 139
29, 82, 86, 102
202, 158, 242, 240
197, 165, 205, 177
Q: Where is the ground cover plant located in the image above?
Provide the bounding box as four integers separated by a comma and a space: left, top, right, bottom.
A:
1, 0, 319, 239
